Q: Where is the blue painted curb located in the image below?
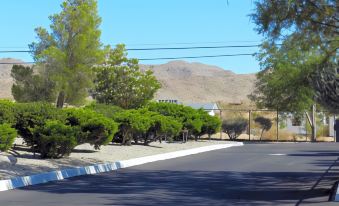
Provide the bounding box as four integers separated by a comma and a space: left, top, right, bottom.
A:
0, 143, 243, 191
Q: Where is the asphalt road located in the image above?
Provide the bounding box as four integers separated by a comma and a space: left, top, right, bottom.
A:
1, 143, 339, 206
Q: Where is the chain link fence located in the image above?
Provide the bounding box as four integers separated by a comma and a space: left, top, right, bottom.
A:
208, 109, 337, 142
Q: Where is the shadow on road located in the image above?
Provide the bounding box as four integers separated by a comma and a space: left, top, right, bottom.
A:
18, 168, 337, 205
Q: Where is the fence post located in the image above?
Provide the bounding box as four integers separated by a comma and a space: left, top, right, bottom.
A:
276, 109, 279, 141
219, 110, 222, 140
248, 110, 251, 141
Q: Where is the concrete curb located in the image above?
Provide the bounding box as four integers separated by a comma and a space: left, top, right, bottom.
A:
331, 181, 339, 201
0, 142, 242, 192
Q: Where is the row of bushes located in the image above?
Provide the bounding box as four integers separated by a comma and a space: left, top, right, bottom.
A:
90, 102, 221, 145
0, 100, 118, 158
0, 100, 222, 158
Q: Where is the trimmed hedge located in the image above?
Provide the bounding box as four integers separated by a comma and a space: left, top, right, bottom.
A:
14, 102, 65, 147
0, 123, 17, 152
0, 99, 16, 125
34, 120, 78, 158
65, 108, 118, 149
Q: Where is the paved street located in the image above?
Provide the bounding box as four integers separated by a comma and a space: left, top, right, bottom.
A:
1, 143, 339, 206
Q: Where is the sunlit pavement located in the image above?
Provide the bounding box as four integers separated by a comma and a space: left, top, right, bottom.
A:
1, 143, 339, 206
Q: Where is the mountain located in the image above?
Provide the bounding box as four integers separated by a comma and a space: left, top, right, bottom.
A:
0, 59, 256, 104
0, 58, 23, 100
140, 61, 256, 104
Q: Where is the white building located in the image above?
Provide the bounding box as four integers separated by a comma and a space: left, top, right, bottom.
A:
186, 103, 219, 116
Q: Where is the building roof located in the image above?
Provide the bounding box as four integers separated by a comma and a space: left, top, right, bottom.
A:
186, 103, 218, 110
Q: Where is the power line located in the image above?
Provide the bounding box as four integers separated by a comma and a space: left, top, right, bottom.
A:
0, 53, 256, 64
0, 44, 262, 53
0, 40, 262, 48
137, 53, 255, 60
0, 50, 30, 53
113, 40, 262, 46
128, 45, 261, 51
0, 62, 35, 65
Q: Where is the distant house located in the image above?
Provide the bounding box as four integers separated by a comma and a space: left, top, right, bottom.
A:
186, 103, 219, 116
283, 114, 307, 135
157, 99, 180, 104
282, 113, 336, 137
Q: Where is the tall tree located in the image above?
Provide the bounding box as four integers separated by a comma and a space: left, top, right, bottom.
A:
11, 65, 56, 103
29, 0, 104, 107
251, 0, 338, 113
94, 44, 161, 109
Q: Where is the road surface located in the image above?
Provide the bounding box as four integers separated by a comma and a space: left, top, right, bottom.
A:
1, 143, 339, 206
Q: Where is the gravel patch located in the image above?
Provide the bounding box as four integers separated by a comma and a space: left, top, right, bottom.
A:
0, 138, 232, 180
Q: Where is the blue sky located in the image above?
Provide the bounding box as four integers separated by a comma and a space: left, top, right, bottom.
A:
0, 0, 263, 74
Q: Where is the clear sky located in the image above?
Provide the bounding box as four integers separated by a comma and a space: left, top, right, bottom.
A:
0, 0, 263, 74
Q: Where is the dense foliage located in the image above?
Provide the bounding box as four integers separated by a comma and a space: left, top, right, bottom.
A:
251, 0, 338, 113
0, 99, 16, 124
113, 109, 181, 145
0, 123, 17, 152
0, 100, 221, 158
65, 108, 118, 149
147, 102, 221, 140
28, 0, 105, 107
33, 120, 77, 158
11, 65, 56, 103
222, 119, 248, 140
84, 103, 123, 119
14, 103, 64, 147
94, 44, 161, 109
14, 103, 65, 147
254, 116, 272, 140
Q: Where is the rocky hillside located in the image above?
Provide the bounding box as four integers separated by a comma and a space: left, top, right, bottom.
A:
0, 58, 23, 100
141, 61, 256, 104
0, 59, 256, 103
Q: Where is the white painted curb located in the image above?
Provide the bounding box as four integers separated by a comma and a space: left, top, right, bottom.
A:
0, 142, 242, 192
334, 182, 339, 201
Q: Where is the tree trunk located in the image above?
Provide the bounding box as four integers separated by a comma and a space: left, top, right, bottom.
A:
56, 91, 65, 108
305, 104, 317, 142
260, 129, 264, 141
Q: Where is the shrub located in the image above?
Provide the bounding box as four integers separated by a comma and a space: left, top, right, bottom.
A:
65, 108, 118, 149
14, 102, 65, 147
222, 118, 248, 140
85, 102, 123, 119
0, 123, 17, 152
34, 120, 78, 158
147, 102, 204, 140
0, 99, 16, 125
199, 111, 221, 139
152, 115, 182, 141
114, 109, 154, 145
254, 116, 273, 140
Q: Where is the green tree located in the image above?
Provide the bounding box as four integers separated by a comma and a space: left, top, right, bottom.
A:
249, 40, 320, 112
254, 116, 272, 140
94, 44, 161, 109
11, 65, 56, 103
251, 0, 338, 113
29, 0, 105, 107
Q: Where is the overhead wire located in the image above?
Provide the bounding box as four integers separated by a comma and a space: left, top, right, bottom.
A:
0, 43, 259, 64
